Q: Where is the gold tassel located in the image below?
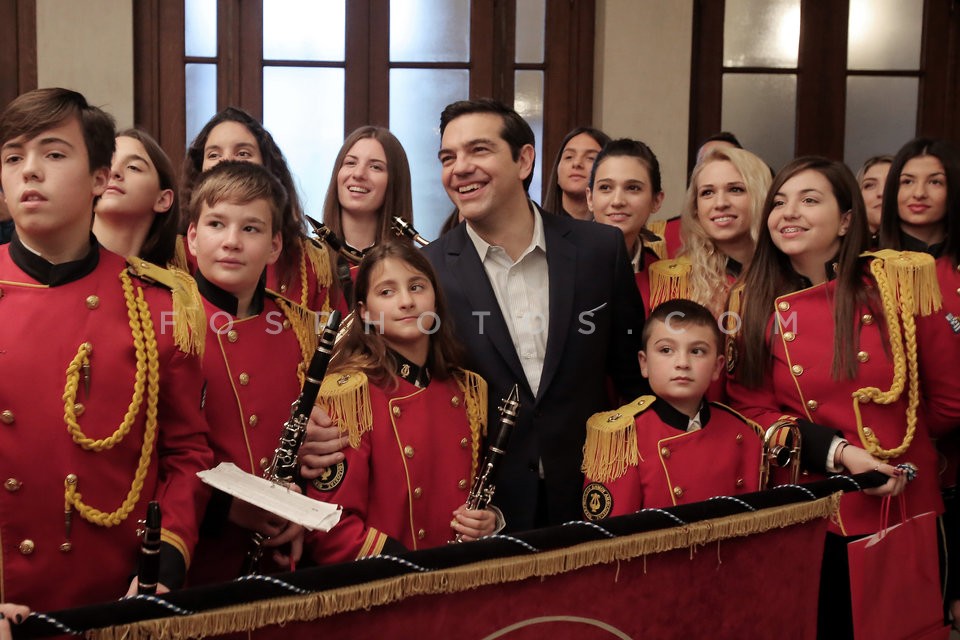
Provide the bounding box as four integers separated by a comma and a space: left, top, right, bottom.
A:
126, 258, 206, 356
318, 371, 373, 448
303, 237, 334, 289
272, 293, 319, 385
88, 494, 840, 640
581, 396, 655, 483
648, 257, 692, 309
644, 221, 668, 260
862, 249, 942, 317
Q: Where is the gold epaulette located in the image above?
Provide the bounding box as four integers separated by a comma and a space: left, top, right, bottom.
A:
643, 220, 668, 260
648, 257, 692, 309
318, 371, 372, 448
269, 291, 319, 386
582, 395, 656, 483
862, 249, 942, 317
302, 236, 334, 290
170, 235, 190, 272
455, 369, 488, 482
709, 401, 764, 439
126, 257, 205, 356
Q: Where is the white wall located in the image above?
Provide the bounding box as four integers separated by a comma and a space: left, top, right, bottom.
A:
595, 0, 694, 218
36, 0, 134, 128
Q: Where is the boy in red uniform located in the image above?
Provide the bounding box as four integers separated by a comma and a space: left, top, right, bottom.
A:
582, 299, 762, 519
184, 161, 318, 583
0, 88, 212, 609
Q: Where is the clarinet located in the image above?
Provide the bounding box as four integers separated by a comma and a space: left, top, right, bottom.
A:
305, 215, 366, 264
455, 384, 520, 543
136, 501, 161, 595
240, 310, 343, 575
391, 216, 431, 246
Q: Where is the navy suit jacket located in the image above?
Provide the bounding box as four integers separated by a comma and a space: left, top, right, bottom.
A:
423, 210, 647, 530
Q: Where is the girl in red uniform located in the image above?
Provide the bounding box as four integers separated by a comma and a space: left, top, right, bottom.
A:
306, 241, 498, 563
181, 107, 336, 313
727, 156, 938, 639
587, 138, 665, 314
93, 128, 180, 265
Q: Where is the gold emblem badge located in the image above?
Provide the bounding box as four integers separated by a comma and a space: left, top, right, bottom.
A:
312, 460, 347, 492
400, 363, 411, 378
582, 482, 613, 522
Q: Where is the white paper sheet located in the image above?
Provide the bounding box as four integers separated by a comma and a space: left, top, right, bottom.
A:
198, 462, 341, 531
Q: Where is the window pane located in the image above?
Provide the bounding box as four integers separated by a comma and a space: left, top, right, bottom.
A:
390, 0, 470, 62
723, 0, 800, 68
516, 0, 545, 64
263, 0, 345, 61
185, 63, 217, 146
390, 68, 469, 240
847, 0, 922, 71
263, 68, 345, 216
184, 0, 217, 57
844, 76, 918, 172
515, 70, 544, 204
722, 73, 796, 172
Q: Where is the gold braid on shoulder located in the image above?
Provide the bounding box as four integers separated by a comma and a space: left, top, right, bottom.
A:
273, 295, 319, 387
456, 370, 488, 483
852, 250, 941, 459
301, 238, 334, 312
62, 268, 160, 530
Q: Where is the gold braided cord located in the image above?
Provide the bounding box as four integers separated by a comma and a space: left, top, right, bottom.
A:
62, 270, 161, 527
456, 370, 488, 483
850, 259, 919, 459
273, 296, 319, 387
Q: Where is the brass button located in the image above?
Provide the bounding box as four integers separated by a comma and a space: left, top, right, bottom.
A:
65, 473, 77, 486
260, 457, 270, 471
248, 414, 258, 427
857, 351, 869, 363
280, 283, 288, 292
392, 405, 401, 417
791, 364, 803, 375
59, 542, 72, 553
863, 427, 874, 437
736, 433, 744, 443
956, 288, 960, 297
417, 529, 425, 540
413, 487, 423, 499
404, 445, 415, 458
282, 319, 292, 330
450, 396, 460, 407
85, 295, 99, 309
18, 539, 34, 555
736, 478, 744, 488
861, 314, 874, 325
4, 478, 21, 492
673, 486, 684, 498
227, 330, 239, 343
806, 399, 819, 411
459, 437, 469, 449
1, 410, 14, 425
783, 331, 795, 342
857, 393, 870, 404
73, 403, 85, 417
777, 301, 790, 312
238, 373, 250, 386
660, 446, 671, 459
458, 479, 467, 490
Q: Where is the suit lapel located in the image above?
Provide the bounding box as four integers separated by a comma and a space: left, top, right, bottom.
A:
444, 225, 529, 393
537, 214, 576, 401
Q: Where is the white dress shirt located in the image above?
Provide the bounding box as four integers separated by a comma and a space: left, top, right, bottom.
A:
465, 206, 550, 396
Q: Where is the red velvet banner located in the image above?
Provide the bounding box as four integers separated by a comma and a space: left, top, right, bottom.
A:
249, 517, 827, 640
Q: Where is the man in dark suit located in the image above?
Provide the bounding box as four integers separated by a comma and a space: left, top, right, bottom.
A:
426, 99, 647, 531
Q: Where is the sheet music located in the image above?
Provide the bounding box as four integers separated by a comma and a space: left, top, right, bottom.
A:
198, 463, 341, 531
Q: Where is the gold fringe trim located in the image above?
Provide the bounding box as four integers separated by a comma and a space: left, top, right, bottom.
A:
648, 257, 692, 310
126, 258, 206, 356
89, 494, 840, 640
318, 371, 373, 448
272, 293, 319, 387
644, 221, 668, 260
581, 396, 655, 483
303, 237, 334, 290
862, 249, 942, 317
456, 369, 488, 482
170, 235, 190, 272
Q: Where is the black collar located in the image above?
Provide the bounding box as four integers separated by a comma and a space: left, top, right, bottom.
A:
726, 256, 743, 279
651, 395, 711, 433
195, 269, 266, 317
792, 255, 840, 290
392, 349, 431, 388
9, 233, 100, 286
900, 230, 945, 259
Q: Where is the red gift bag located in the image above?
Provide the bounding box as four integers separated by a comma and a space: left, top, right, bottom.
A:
847, 497, 948, 640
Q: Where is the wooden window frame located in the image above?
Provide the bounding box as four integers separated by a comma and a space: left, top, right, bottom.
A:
0, 0, 37, 109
